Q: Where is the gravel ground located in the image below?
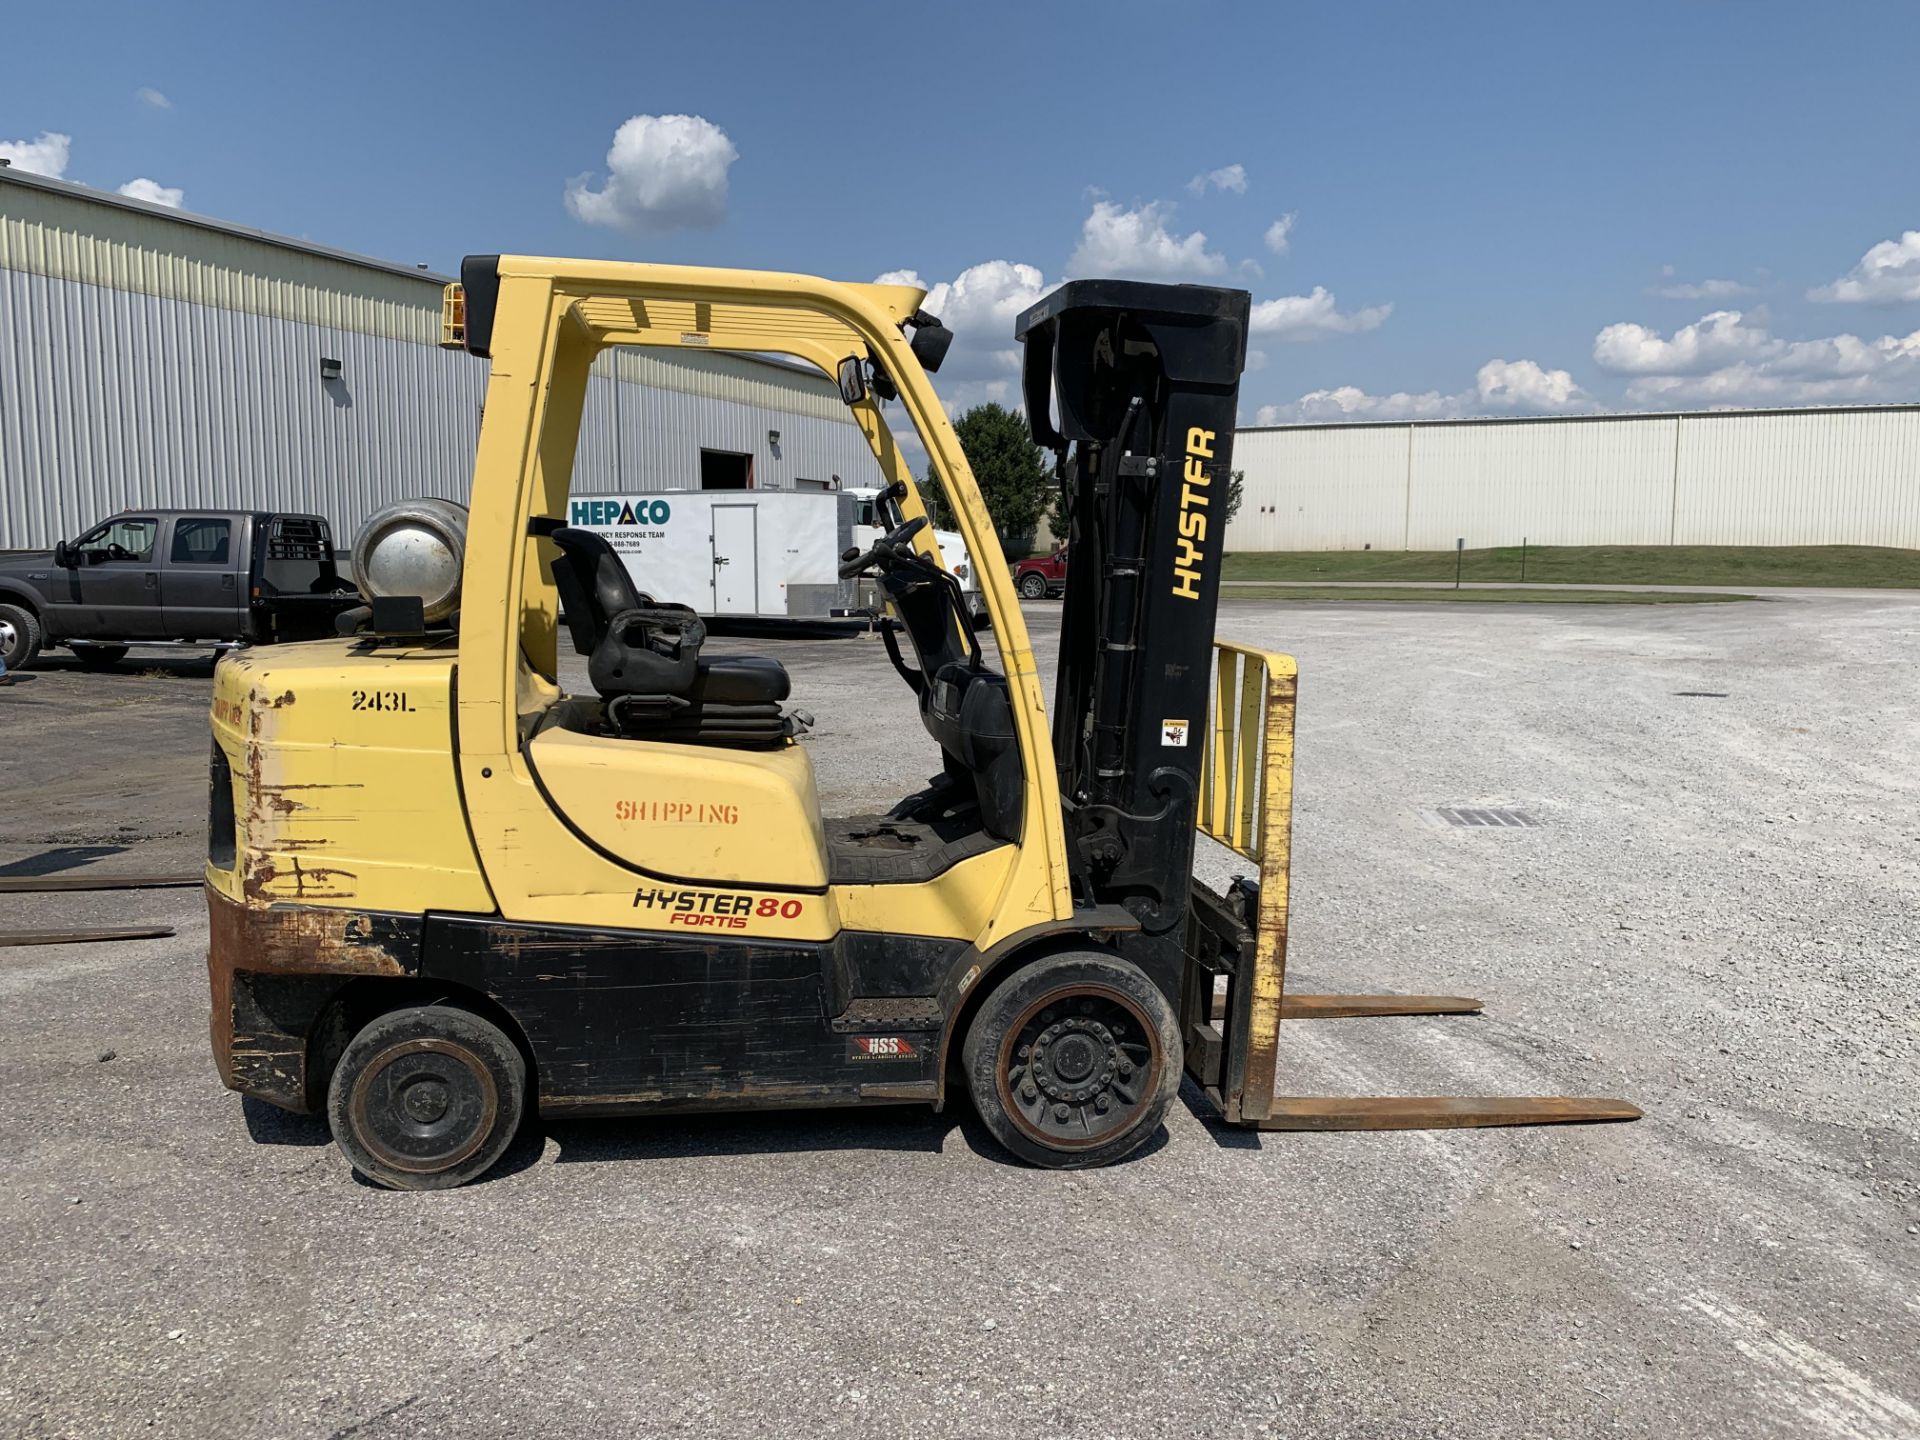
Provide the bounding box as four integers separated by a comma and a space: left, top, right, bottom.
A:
1, 594, 1916, 1439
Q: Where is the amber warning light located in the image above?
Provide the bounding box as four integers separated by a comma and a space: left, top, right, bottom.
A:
440, 284, 466, 349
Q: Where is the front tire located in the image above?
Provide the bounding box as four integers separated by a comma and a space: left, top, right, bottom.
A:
1018, 572, 1048, 600
962, 952, 1181, 1169
0, 603, 42, 671
326, 1005, 527, 1190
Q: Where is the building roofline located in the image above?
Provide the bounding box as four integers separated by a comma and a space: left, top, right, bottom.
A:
0, 164, 456, 286
1237, 402, 1920, 434
0, 166, 837, 390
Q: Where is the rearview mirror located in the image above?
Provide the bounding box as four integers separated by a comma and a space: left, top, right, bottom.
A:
52, 541, 70, 568
836, 355, 868, 406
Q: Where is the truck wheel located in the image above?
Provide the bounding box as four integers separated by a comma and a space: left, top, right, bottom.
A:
1018, 572, 1048, 600
326, 1005, 527, 1191
0, 604, 42, 671
962, 952, 1181, 1169
73, 644, 129, 670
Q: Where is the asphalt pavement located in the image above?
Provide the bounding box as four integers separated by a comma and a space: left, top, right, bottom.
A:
1, 592, 1916, 1439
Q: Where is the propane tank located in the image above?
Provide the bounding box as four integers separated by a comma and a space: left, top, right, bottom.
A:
349, 498, 468, 625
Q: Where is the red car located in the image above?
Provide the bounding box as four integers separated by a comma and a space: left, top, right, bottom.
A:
1014, 544, 1069, 599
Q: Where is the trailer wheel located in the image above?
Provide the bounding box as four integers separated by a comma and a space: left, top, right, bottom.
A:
73, 644, 129, 670
326, 1005, 527, 1190
0, 604, 42, 671
1018, 572, 1048, 600
962, 953, 1181, 1169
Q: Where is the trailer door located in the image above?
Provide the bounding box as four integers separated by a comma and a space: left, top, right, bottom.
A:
710, 504, 758, 614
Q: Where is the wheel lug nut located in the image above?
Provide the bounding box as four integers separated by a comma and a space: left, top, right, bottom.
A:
1096, 1094, 1111, 1112
1022, 1083, 1037, 1101
1118, 1061, 1133, 1077
1053, 1103, 1070, 1121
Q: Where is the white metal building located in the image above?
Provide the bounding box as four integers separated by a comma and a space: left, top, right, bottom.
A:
0, 168, 882, 551
1229, 406, 1920, 552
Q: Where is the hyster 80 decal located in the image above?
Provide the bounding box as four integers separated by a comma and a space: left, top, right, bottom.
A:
632, 885, 806, 929
1171, 426, 1216, 601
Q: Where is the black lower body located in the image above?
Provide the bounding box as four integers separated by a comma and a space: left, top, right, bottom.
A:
215, 905, 966, 1117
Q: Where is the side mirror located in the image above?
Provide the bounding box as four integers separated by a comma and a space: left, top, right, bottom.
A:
836, 355, 869, 406
52, 541, 70, 568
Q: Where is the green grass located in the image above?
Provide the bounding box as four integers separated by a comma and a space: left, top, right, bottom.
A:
1221, 585, 1755, 605
1220, 545, 1920, 589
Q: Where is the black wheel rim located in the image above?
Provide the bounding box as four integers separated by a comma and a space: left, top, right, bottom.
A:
996, 984, 1161, 1150
349, 1037, 499, 1175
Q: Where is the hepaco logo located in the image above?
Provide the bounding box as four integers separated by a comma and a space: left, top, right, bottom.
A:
571, 498, 671, 527
847, 1036, 916, 1061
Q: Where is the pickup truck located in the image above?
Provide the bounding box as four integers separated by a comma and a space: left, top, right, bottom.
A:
0, 509, 359, 671
1013, 544, 1069, 599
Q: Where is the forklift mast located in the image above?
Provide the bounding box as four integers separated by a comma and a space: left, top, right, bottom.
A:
1016, 280, 1252, 994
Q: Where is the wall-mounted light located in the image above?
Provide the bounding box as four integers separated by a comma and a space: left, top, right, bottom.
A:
767, 428, 781, 446
320, 357, 343, 381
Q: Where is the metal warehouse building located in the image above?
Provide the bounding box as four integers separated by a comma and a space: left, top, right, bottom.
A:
1228, 406, 1920, 552
0, 168, 882, 551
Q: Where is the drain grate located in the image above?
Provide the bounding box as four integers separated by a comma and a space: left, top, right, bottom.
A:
1433, 807, 1539, 828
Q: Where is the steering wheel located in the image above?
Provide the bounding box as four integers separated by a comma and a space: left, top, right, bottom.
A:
839, 515, 929, 578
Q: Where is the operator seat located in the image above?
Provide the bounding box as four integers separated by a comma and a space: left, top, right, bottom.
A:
543, 525, 807, 747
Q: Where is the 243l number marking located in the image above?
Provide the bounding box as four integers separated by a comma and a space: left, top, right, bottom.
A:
350, 690, 415, 713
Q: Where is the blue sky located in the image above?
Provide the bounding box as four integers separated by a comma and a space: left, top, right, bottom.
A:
6, 1, 1919, 424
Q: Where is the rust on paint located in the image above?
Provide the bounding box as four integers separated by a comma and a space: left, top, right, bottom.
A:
205, 886, 418, 1110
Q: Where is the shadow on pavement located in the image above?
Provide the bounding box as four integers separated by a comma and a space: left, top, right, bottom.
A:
242, 1095, 331, 1147
0, 845, 131, 878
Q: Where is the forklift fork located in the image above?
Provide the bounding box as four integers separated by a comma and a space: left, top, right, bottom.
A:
1181, 643, 1640, 1133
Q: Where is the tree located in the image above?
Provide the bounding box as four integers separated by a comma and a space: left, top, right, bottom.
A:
1226, 469, 1245, 527
924, 403, 1053, 558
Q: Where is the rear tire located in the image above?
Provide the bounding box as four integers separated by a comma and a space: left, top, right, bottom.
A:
1018, 572, 1048, 600
0, 603, 41, 671
962, 952, 1181, 1169
73, 644, 128, 670
326, 1005, 527, 1191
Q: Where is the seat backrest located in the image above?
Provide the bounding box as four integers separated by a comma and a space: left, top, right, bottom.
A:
547, 526, 644, 655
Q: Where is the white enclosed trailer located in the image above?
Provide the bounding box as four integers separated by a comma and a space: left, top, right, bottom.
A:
567, 490, 855, 618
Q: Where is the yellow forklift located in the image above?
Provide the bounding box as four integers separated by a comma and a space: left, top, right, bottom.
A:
206, 256, 1636, 1188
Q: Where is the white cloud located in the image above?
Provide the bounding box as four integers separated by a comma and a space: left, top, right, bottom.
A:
1651, 277, 1752, 300
1263, 213, 1296, 256
1809, 230, 1920, 304
565, 113, 737, 234
1254, 356, 1584, 424
0, 131, 71, 179
1186, 163, 1247, 196
1067, 200, 1228, 280
869, 259, 1051, 413
1247, 286, 1391, 340
135, 87, 172, 110
1595, 306, 1920, 406
1476, 358, 1584, 410
1593, 309, 1778, 375
117, 177, 184, 208
1256, 386, 1458, 424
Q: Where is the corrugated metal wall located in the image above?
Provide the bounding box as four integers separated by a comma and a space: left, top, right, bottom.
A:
0, 174, 882, 549
1231, 407, 1920, 551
